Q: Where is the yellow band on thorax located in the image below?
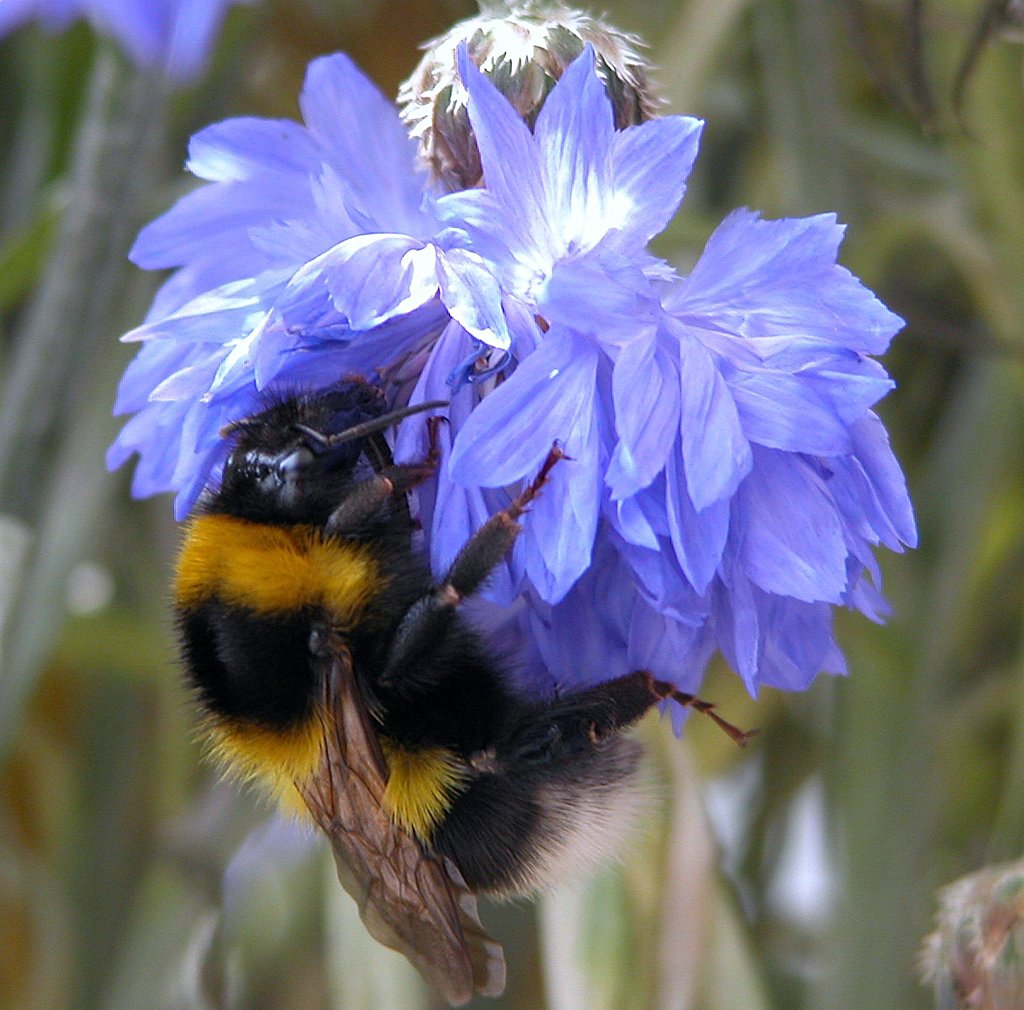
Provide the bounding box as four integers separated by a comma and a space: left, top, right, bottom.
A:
174, 513, 382, 625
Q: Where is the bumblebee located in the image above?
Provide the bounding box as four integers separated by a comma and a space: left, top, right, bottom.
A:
173, 377, 750, 1005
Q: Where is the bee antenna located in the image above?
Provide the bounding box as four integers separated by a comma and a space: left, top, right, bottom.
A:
319, 399, 449, 447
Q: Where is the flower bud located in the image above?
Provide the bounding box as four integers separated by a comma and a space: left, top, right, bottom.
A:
920, 861, 1024, 1010
398, 2, 659, 191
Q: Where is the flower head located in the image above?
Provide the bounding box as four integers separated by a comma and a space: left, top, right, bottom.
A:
110, 34, 915, 705
0, 0, 241, 80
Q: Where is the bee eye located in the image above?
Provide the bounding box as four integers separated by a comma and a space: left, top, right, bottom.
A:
277, 445, 314, 480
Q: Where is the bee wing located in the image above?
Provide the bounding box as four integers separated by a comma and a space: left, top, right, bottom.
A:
296, 634, 506, 1007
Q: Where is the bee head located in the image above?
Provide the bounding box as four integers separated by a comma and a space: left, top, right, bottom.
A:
216, 381, 445, 522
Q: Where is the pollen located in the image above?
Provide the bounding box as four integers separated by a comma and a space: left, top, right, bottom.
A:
379, 739, 468, 841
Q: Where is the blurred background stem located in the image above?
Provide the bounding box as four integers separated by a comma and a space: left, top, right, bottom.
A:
0, 44, 170, 763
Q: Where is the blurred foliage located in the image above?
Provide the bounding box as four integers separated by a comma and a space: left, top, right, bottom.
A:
2, 1, 1023, 1008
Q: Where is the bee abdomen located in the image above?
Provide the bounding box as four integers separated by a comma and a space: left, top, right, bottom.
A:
432, 736, 644, 897
178, 600, 318, 728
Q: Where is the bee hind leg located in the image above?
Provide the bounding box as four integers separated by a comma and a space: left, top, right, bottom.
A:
500, 670, 755, 762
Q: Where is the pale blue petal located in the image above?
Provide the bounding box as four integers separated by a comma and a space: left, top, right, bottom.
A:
130, 183, 305, 270
0, 0, 67, 34
665, 449, 729, 595
847, 571, 891, 624
736, 449, 848, 603
436, 248, 510, 349
757, 596, 846, 691
628, 602, 711, 695
123, 277, 275, 345
112, 339, 193, 414
726, 365, 854, 454
458, 46, 550, 255
609, 115, 703, 249
299, 54, 426, 233
667, 209, 904, 354
299, 234, 440, 331
160, 0, 234, 81
186, 117, 321, 184
518, 537, 632, 688
149, 359, 220, 401
448, 328, 601, 488
715, 565, 761, 695
542, 247, 657, 334
607, 330, 679, 499
613, 533, 709, 627
675, 323, 752, 510
534, 46, 614, 247
750, 336, 896, 425
850, 411, 917, 547
515, 399, 603, 602
609, 495, 659, 550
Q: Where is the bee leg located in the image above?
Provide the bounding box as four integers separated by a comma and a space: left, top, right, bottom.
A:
498, 670, 754, 765
644, 675, 757, 747
443, 442, 566, 598
498, 671, 663, 767
379, 444, 566, 690
326, 418, 445, 534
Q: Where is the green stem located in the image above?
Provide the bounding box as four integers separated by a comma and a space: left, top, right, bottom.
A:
0, 45, 171, 763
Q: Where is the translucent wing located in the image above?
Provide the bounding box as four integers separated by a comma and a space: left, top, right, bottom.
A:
296, 632, 506, 1007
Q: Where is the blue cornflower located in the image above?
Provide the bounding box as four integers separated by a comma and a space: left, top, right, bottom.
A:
0, 0, 241, 80
110, 43, 915, 701
407, 48, 915, 696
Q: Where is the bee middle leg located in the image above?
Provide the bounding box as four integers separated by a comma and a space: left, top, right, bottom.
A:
379, 444, 566, 690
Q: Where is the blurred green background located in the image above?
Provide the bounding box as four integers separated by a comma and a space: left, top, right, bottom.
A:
1, 1, 1022, 1007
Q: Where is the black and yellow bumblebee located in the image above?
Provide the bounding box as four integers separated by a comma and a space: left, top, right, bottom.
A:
173, 376, 750, 1005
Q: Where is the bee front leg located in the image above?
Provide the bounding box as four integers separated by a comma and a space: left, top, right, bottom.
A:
379, 444, 566, 691
326, 418, 445, 535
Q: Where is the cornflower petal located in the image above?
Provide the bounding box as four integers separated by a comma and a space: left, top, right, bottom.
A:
186, 117, 323, 185
130, 183, 303, 273
612, 525, 710, 627
0, 0, 75, 34
307, 234, 440, 330
735, 448, 849, 604
534, 46, 614, 249
665, 450, 730, 596
517, 536, 632, 689
435, 247, 510, 348
627, 602, 711, 698
849, 412, 918, 548
448, 328, 604, 603
608, 115, 704, 249
2, 0, 239, 80
458, 47, 551, 256
666, 209, 904, 354
675, 322, 752, 510
607, 329, 679, 499
299, 54, 427, 233
449, 327, 600, 488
